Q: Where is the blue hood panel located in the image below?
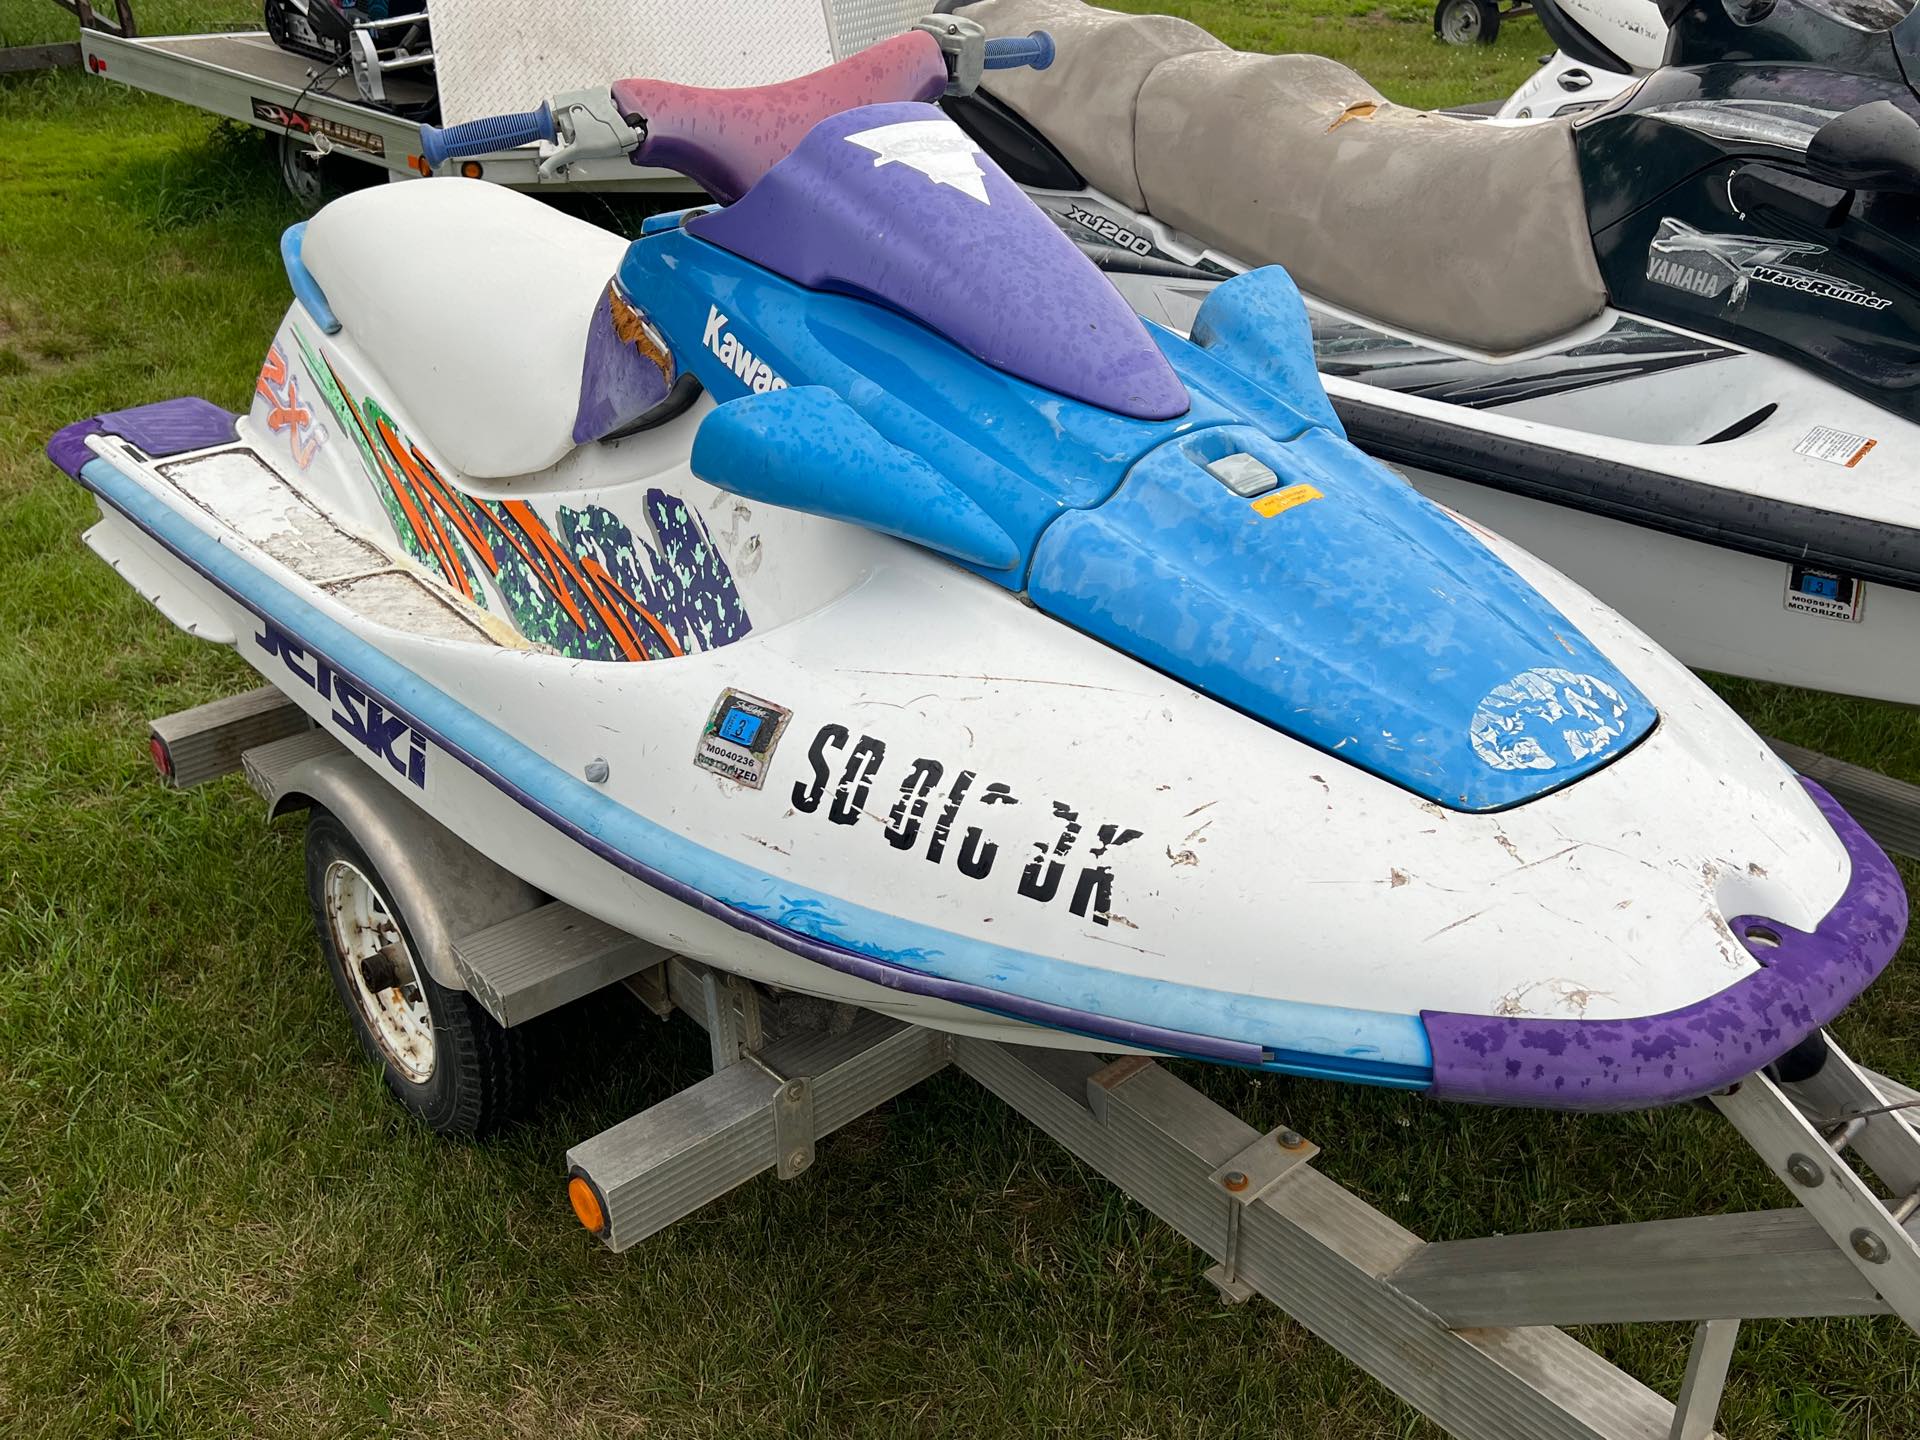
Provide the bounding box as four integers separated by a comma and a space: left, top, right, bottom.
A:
640, 215, 1654, 809
1028, 412, 1657, 812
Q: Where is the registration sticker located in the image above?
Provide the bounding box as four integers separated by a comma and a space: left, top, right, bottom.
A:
694, 688, 792, 789
1784, 564, 1865, 623
1251, 483, 1323, 518
1794, 426, 1876, 468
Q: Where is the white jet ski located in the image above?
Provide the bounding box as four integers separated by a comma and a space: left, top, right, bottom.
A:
51, 22, 1904, 1116
1495, 0, 1920, 121
949, 0, 1920, 707
1497, 0, 1663, 121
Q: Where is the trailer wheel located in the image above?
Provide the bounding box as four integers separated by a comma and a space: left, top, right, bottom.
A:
305, 808, 528, 1137
274, 134, 379, 214
277, 135, 331, 211
1434, 0, 1501, 44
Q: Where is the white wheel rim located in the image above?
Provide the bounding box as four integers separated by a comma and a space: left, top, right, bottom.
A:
1444, 2, 1482, 39
324, 859, 437, 1084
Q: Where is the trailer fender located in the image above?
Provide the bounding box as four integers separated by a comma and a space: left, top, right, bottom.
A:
261, 745, 545, 991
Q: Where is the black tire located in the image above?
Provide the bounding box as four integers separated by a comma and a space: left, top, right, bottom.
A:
274, 132, 379, 214
304, 808, 529, 1137
1435, 0, 1501, 44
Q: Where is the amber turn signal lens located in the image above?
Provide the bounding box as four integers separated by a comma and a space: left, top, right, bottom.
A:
460, 161, 484, 179
568, 1174, 607, 1235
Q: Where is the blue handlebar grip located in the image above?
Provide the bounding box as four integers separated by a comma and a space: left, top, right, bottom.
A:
983, 31, 1055, 71
420, 100, 556, 169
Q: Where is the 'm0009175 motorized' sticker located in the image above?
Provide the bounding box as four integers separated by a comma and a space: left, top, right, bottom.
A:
1784, 564, 1865, 623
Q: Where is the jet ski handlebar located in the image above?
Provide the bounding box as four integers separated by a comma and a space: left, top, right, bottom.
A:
983, 31, 1055, 69
419, 101, 557, 170
418, 18, 1054, 181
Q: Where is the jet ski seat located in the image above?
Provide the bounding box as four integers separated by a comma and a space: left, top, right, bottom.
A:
300, 178, 628, 480
613, 30, 950, 204
965, 0, 1608, 355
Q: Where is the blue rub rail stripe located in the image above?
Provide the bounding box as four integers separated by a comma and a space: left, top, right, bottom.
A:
78, 449, 1436, 1087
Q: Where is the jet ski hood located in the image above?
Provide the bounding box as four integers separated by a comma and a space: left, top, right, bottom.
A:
689, 102, 1188, 421
1029, 403, 1659, 813
651, 139, 1655, 812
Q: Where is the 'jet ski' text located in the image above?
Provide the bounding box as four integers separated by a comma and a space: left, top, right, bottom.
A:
256, 622, 429, 789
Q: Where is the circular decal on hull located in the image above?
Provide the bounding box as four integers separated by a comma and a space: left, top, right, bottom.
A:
1470, 668, 1631, 772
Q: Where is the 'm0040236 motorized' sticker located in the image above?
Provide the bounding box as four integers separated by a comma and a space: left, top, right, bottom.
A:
694, 688, 791, 789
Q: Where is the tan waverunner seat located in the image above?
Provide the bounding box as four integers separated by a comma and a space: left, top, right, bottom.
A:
968, 0, 1607, 354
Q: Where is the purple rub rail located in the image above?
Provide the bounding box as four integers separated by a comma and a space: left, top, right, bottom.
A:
1424, 778, 1909, 1110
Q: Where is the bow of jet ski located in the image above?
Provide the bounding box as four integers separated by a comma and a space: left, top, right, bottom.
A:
49, 27, 1906, 1110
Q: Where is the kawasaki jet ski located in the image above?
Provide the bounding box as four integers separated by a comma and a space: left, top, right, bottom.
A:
50, 22, 1905, 1111
951, 0, 1920, 707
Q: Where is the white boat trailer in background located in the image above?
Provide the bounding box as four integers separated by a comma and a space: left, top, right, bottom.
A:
144, 683, 1920, 1440
73, 0, 928, 202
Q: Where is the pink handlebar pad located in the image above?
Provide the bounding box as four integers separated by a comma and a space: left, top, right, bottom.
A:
612, 30, 950, 203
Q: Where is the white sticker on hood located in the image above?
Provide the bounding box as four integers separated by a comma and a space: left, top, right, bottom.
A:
847, 119, 991, 205
1470, 668, 1632, 773
1794, 425, 1876, 468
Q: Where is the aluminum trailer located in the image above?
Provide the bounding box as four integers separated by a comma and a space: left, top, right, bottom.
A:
75, 1, 931, 201
75, 28, 692, 199
141, 683, 1920, 1440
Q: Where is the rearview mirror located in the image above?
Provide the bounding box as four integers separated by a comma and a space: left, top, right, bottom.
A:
1807, 100, 1920, 193
690, 385, 1021, 570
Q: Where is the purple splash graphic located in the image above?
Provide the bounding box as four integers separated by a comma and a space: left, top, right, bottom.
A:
1424, 779, 1908, 1110
690, 101, 1187, 421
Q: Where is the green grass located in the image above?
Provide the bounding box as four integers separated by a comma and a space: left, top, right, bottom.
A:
3, 1, 1920, 1436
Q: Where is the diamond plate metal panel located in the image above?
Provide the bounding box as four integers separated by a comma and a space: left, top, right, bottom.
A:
431, 0, 857, 125
824, 0, 928, 58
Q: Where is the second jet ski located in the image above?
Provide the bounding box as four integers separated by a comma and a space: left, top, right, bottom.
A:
950, 0, 1920, 707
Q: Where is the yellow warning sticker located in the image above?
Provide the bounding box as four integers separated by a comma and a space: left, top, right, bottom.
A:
1252, 483, 1323, 518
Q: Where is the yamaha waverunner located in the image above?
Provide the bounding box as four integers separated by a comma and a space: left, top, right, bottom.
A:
950, 0, 1920, 707
49, 21, 1905, 1111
